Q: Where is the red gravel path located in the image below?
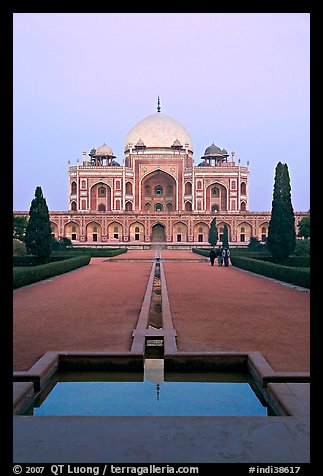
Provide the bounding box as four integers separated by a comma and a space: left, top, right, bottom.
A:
13, 250, 310, 373
13, 255, 152, 370
164, 256, 310, 372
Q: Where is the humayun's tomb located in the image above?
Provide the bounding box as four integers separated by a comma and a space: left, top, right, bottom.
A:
16, 99, 307, 247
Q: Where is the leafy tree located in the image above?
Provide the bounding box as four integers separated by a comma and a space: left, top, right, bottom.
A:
208, 217, 218, 248
248, 236, 263, 251
297, 215, 310, 239
292, 239, 310, 256
267, 162, 296, 263
25, 186, 52, 262
51, 236, 73, 251
13, 238, 27, 256
13, 214, 28, 241
222, 223, 229, 248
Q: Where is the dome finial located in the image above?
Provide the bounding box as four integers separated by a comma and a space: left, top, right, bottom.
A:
157, 96, 161, 113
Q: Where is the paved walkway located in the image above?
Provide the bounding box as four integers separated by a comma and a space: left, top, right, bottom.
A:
13, 250, 310, 373
13, 249, 311, 464
164, 255, 310, 372
13, 255, 152, 370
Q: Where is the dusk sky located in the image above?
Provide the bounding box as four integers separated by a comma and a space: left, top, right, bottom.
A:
13, 13, 310, 212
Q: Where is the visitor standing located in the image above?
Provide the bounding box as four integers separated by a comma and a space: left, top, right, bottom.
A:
217, 246, 223, 266
209, 248, 216, 266
222, 247, 231, 267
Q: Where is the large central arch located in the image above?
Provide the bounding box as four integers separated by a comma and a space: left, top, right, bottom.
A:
141, 170, 177, 212
90, 182, 112, 211
206, 182, 227, 212
152, 223, 165, 242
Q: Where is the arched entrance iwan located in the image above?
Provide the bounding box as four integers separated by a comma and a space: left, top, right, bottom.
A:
152, 224, 165, 242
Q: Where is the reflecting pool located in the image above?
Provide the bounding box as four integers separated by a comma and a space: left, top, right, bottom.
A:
25, 359, 270, 416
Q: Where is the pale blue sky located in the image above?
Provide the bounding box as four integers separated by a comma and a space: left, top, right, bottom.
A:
13, 12, 310, 212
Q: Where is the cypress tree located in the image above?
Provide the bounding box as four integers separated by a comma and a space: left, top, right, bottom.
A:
25, 186, 52, 262
208, 217, 218, 249
267, 163, 296, 263
222, 223, 229, 248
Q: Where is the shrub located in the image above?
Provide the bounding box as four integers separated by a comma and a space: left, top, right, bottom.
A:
53, 247, 128, 257
251, 255, 310, 267
13, 255, 91, 289
51, 236, 73, 251
193, 248, 270, 258
192, 248, 212, 257
13, 255, 68, 267
247, 237, 265, 251
230, 256, 309, 289
292, 239, 310, 256
13, 239, 27, 256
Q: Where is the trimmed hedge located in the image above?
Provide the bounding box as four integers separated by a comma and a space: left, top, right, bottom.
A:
230, 256, 310, 289
13, 255, 68, 267
51, 247, 128, 257
192, 248, 310, 288
252, 255, 310, 268
192, 248, 212, 258
192, 248, 271, 259
192, 247, 271, 258
13, 255, 91, 289
192, 248, 309, 267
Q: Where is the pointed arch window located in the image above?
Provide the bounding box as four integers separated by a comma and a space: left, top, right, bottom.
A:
155, 186, 163, 196
71, 182, 77, 194
126, 182, 133, 195
185, 182, 192, 195
261, 227, 267, 242
98, 187, 106, 197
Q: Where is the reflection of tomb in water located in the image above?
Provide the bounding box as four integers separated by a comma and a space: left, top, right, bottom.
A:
22, 358, 273, 417
148, 271, 163, 330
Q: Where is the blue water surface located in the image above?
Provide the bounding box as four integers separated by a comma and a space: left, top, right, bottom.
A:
34, 380, 268, 416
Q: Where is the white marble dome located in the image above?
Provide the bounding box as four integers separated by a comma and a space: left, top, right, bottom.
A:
124, 112, 193, 152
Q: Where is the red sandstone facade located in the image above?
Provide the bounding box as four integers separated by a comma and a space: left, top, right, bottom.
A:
16, 106, 307, 245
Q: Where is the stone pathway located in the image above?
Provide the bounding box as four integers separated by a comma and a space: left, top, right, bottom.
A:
13, 250, 310, 372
